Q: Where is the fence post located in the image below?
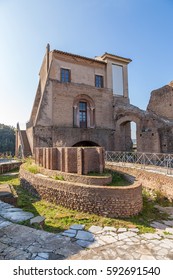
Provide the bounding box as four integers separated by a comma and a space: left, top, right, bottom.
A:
166, 154, 171, 175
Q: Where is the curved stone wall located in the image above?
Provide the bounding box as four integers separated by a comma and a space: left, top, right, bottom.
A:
20, 165, 142, 218
38, 167, 112, 186
0, 161, 22, 174
108, 164, 173, 201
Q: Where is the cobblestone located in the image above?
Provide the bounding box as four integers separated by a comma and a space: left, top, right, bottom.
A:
1, 201, 173, 260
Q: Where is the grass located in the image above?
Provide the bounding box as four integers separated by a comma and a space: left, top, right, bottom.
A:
0, 168, 172, 234
108, 171, 130, 186
51, 175, 64, 181
24, 161, 40, 174
87, 171, 110, 177
88, 170, 130, 186
125, 190, 169, 232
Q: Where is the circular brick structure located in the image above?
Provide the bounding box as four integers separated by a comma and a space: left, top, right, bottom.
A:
0, 159, 22, 174
20, 165, 142, 218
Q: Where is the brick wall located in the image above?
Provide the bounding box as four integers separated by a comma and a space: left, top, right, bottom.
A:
108, 164, 173, 201
35, 147, 105, 175
20, 165, 142, 218
0, 161, 22, 174
36, 166, 112, 186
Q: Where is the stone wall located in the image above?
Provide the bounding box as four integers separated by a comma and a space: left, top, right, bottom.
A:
108, 164, 173, 201
33, 126, 115, 152
36, 166, 112, 186
147, 83, 173, 120
0, 161, 22, 174
35, 147, 105, 175
20, 165, 142, 218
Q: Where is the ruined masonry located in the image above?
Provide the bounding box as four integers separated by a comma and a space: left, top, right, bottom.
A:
15, 45, 173, 156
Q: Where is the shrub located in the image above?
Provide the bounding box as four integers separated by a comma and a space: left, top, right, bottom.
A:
27, 164, 40, 174
53, 175, 64, 181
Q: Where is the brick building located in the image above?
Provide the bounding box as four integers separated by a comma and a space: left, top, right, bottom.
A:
16, 45, 132, 156
16, 45, 173, 157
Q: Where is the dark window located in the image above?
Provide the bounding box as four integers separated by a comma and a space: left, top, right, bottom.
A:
95, 75, 103, 88
79, 102, 87, 128
61, 68, 70, 82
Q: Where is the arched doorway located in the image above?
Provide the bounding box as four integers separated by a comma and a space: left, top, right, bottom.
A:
119, 121, 136, 151
73, 141, 100, 147
115, 116, 139, 152
131, 121, 137, 151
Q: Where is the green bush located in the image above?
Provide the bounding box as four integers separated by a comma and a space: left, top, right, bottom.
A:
27, 165, 40, 174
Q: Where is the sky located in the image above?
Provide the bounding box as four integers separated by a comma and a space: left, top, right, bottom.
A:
0, 0, 173, 129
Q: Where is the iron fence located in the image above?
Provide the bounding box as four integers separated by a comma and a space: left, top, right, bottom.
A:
105, 151, 173, 175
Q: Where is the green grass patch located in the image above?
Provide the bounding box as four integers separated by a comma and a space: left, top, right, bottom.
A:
88, 170, 130, 186
23, 158, 40, 174
51, 175, 64, 181
25, 164, 40, 174
87, 171, 110, 177
108, 171, 130, 186
124, 189, 169, 233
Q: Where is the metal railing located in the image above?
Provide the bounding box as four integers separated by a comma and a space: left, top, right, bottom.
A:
105, 151, 173, 175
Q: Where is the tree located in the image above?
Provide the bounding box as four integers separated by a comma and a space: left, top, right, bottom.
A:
0, 123, 15, 155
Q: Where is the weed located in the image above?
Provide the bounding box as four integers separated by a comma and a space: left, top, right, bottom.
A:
23, 161, 40, 174
163, 231, 172, 235
52, 175, 64, 181
108, 171, 130, 186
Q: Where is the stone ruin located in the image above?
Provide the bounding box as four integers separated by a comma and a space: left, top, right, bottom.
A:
20, 146, 142, 217
15, 45, 173, 156
35, 146, 105, 175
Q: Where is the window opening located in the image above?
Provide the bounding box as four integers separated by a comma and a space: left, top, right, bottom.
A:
61, 68, 70, 82
79, 102, 87, 128
95, 75, 103, 88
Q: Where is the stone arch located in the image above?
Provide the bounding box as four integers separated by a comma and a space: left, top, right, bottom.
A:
115, 115, 140, 152
73, 94, 95, 128
115, 112, 160, 153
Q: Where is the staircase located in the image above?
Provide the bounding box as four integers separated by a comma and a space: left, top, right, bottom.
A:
16, 123, 32, 158
20, 130, 32, 157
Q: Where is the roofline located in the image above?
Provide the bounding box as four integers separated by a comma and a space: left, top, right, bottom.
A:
100, 52, 132, 64
52, 49, 106, 64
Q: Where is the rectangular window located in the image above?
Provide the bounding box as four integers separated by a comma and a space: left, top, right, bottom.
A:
112, 64, 123, 95
79, 102, 87, 128
95, 75, 103, 88
61, 68, 71, 83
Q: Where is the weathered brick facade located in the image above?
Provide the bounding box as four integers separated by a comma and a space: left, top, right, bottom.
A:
0, 161, 22, 174
35, 147, 105, 175
16, 46, 132, 156
15, 46, 173, 156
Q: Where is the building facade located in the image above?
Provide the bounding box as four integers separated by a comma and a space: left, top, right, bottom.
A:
17, 45, 132, 156
16, 45, 173, 157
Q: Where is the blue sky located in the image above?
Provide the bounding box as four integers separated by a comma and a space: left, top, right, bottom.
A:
0, 0, 173, 128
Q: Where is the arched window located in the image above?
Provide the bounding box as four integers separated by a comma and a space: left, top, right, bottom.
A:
79, 102, 87, 128
73, 95, 95, 128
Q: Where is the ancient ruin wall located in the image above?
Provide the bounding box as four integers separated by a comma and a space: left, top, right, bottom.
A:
147, 83, 173, 119
20, 165, 142, 218
0, 161, 22, 174
108, 164, 173, 201
35, 147, 105, 175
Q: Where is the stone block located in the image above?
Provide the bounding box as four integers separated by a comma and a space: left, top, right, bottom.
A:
30, 216, 45, 227
70, 224, 85, 230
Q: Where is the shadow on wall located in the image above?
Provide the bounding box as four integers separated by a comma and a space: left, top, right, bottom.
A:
72, 141, 100, 147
